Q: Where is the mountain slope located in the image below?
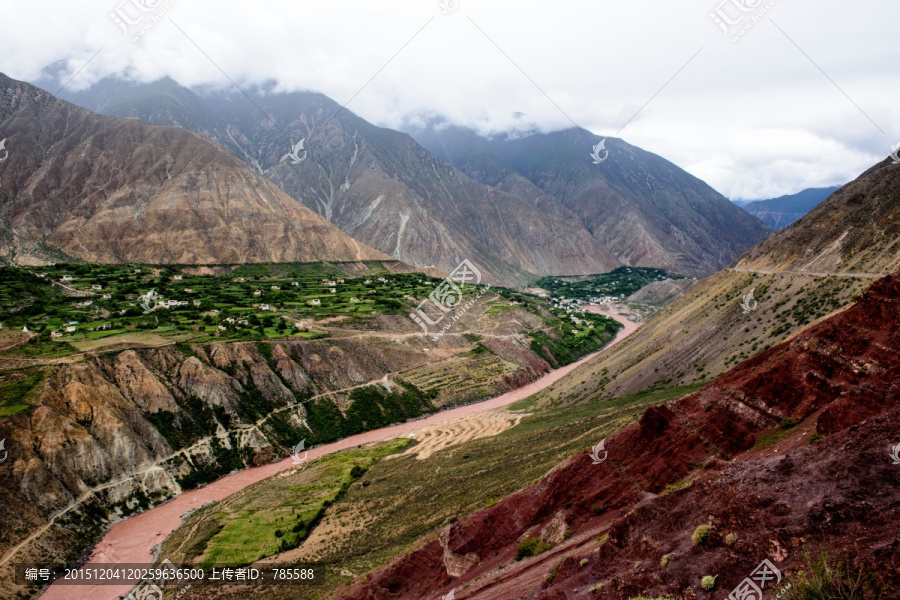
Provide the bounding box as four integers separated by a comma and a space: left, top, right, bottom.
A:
0, 73, 388, 265
408, 124, 774, 277
337, 270, 900, 600
740, 186, 840, 229
54, 77, 621, 286
738, 161, 900, 274
531, 157, 900, 401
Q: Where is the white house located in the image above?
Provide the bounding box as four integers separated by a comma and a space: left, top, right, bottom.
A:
350, 297, 360, 302
307, 299, 321, 306
102, 294, 112, 299
291, 282, 299, 286
260, 304, 270, 311
61, 275, 74, 282
271, 285, 280, 290
51, 332, 63, 339
193, 300, 202, 307
91, 285, 103, 290
253, 290, 262, 296
172, 275, 183, 281
65, 326, 76, 333
329, 288, 336, 294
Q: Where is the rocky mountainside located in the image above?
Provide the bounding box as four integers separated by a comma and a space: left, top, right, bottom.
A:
407, 123, 773, 277
53, 77, 621, 286
532, 156, 900, 401
739, 186, 840, 229
336, 270, 900, 600
0, 74, 388, 266
0, 293, 567, 588
738, 159, 900, 274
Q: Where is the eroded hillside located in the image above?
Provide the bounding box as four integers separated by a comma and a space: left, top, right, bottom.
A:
334, 270, 900, 600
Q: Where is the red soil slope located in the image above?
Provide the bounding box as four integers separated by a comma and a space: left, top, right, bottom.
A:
336, 273, 900, 600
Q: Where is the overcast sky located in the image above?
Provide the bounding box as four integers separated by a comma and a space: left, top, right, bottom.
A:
1, 0, 897, 200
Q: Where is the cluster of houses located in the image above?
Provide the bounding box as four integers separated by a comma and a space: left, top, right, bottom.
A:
586, 294, 627, 304
549, 297, 584, 313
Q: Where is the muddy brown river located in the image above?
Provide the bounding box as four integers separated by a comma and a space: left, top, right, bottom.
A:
41, 310, 637, 600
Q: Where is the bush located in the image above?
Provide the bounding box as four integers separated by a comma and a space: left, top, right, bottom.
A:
692, 524, 711, 546
781, 417, 801, 429
516, 537, 554, 561
701, 575, 717, 590
660, 553, 673, 567
725, 532, 738, 546
786, 550, 886, 599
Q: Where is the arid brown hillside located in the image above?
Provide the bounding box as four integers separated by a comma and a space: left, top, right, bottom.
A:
53, 77, 621, 286
335, 271, 900, 600
738, 158, 900, 274
0, 73, 388, 265
409, 124, 773, 277
531, 157, 900, 402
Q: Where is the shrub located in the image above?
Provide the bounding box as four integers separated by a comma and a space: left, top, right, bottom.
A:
516, 537, 554, 561
786, 550, 886, 599
692, 524, 711, 546
660, 553, 673, 567
580, 558, 589, 567
701, 575, 717, 590
725, 532, 738, 546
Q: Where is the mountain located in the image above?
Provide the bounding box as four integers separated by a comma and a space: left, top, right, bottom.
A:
531, 157, 900, 402
738, 161, 900, 274
406, 123, 774, 277
740, 186, 841, 229
0, 73, 388, 265
338, 270, 900, 600
52, 77, 621, 286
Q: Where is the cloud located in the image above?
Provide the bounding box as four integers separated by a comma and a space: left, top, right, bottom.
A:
0, 0, 897, 199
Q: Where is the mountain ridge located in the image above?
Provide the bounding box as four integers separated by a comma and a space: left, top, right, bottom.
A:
49, 76, 623, 286
0, 73, 389, 266
739, 185, 841, 229
406, 122, 774, 276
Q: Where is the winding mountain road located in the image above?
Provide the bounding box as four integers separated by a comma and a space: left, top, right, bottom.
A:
727, 267, 885, 278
